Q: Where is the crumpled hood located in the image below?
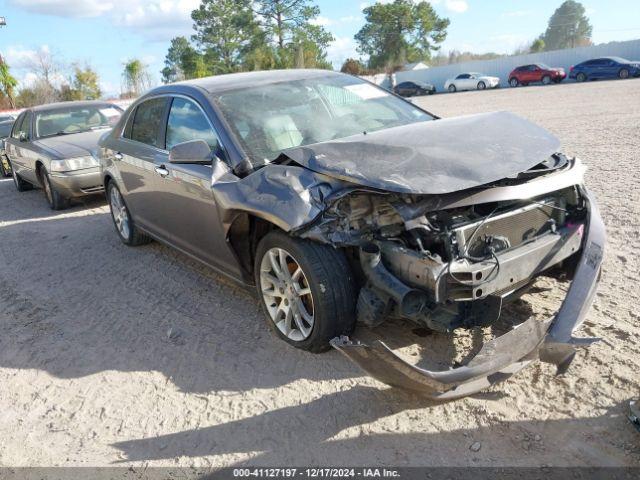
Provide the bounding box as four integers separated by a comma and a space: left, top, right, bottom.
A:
33, 129, 106, 160
282, 111, 561, 195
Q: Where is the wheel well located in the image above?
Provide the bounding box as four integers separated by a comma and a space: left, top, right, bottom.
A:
35, 161, 45, 185
227, 213, 280, 281
103, 174, 113, 191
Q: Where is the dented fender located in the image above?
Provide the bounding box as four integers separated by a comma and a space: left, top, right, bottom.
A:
210, 162, 344, 233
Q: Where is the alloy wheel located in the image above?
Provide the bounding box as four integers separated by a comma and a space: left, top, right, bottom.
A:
109, 186, 131, 240
260, 247, 315, 341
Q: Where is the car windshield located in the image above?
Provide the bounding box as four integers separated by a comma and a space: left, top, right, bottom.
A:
537, 63, 551, 69
35, 105, 122, 139
606, 56, 628, 64
214, 74, 434, 164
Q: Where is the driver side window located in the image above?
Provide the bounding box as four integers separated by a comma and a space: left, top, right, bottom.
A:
165, 97, 222, 156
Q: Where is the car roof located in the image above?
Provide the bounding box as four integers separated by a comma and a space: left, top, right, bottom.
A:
602, 56, 628, 62
28, 100, 119, 113
173, 69, 344, 94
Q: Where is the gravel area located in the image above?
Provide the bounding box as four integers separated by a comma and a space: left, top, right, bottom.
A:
0, 79, 638, 468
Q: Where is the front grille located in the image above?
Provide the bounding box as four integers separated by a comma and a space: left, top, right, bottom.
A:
456, 198, 564, 258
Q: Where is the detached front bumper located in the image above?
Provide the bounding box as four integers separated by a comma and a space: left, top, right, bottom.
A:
331, 190, 605, 398
49, 167, 104, 198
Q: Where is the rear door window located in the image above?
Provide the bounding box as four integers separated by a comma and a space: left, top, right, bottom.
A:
129, 97, 168, 148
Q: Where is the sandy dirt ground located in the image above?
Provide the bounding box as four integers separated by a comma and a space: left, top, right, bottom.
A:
0, 79, 638, 468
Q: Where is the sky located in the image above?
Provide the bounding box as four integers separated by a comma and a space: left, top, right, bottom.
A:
0, 0, 638, 97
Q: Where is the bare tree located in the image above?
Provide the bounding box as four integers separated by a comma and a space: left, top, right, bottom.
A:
26, 47, 63, 88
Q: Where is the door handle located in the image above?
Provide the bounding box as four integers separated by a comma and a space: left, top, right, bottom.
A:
154, 165, 169, 177
114, 152, 123, 161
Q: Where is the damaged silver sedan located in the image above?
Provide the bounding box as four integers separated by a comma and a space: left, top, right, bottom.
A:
99, 70, 605, 398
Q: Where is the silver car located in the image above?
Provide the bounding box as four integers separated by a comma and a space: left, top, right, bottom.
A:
5, 101, 123, 209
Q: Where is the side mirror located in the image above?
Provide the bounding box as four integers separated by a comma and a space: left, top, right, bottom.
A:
169, 140, 212, 164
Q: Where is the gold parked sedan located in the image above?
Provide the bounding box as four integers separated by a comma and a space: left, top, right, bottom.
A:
5, 100, 123, 209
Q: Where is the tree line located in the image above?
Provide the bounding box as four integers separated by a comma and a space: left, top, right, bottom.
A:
160, 0, 335, 83
339, 0, 593, 74
0, 49, 102, 109
0, 0, 595, 107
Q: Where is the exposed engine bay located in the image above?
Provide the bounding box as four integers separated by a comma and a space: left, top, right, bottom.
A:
301, 159, 586, 335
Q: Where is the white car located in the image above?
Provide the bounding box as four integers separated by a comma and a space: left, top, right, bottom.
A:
444, 72, 500, 92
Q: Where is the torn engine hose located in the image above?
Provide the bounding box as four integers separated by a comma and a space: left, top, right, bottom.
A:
360, 243, 426, 318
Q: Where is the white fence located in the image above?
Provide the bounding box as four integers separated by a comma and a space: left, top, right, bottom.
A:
383, 39, 640, 92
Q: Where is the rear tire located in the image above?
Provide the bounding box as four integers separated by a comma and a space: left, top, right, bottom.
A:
509, 78, 519, 87
619, 68, 629, 79
254, 231, 356, 353
40, 168, 70, 210
107, 181, 152, 246
12, 164, 33, 192
576, 72, 587, 82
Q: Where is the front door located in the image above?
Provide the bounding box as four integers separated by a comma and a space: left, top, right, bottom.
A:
150, 96, 240, 275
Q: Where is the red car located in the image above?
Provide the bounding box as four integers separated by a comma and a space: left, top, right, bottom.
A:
508, 63, 566, 87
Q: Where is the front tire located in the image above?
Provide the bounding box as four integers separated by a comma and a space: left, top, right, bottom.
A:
255, 231, 356, 353
542, 75, 552, 85
107, 181, 152, 246
448, 84, 456, 93
509, 78, 519, 87
576, 72, 587, 82
619, 68, 630, 79
41, 168, 70, 210
477, 81, 486, 90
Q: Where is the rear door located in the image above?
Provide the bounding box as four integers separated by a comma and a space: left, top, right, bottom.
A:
113, 96, 171, 233
151, 95, 240, 274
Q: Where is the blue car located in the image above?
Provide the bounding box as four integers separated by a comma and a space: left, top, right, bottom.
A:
569, 56, 640, 82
